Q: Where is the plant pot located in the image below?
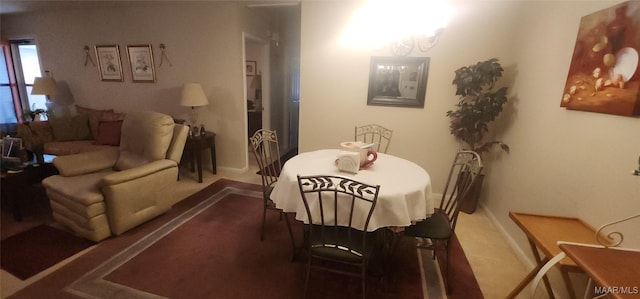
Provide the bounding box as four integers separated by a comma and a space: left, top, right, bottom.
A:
459, 173, 484, 214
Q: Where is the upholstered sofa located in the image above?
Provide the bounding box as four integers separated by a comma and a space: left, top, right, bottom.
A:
42, 111, 189, 242
16, 106, 126, 156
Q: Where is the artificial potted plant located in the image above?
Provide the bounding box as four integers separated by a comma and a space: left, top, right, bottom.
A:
23, 108, 48, 121
446, 58, 510, 213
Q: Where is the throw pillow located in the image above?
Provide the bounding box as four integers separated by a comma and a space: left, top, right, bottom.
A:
89, 112, 126, 139
75, 105, 114, 139
94, 120, 123, 146
49, 114, 92, 141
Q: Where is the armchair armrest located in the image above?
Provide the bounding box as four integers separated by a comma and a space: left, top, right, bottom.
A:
100, 159, 177, 186
53, 147, 119, 177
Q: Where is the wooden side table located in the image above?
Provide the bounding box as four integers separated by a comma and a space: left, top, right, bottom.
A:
1, 155, 58, 221
559, 243, 640, 299
507, 212, 604, 299
183, 131, 216, 183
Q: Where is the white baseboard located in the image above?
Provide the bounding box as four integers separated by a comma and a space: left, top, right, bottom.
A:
478, 202, 535, 269
478, 202, 565, 298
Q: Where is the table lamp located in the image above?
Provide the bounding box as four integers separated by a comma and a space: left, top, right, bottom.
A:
180, 83, 209, 127
31, 76, 58, 98
31, 75, 58, 120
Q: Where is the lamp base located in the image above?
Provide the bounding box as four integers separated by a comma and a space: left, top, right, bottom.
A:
188, 106, 197, 127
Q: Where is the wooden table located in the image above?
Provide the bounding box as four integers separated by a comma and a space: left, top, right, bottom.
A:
507, 212, 604, 299
559, 243, 640, 299
183, 131, 216, 183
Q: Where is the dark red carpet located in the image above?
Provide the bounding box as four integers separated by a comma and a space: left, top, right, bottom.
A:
436, 234, 483, 299
6, 179, 482, 298
1, 224, 94, 280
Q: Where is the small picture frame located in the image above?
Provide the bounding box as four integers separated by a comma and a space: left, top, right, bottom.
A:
127, 44, 156, 83
95, 45, 124, 82
246, 60, 256, 76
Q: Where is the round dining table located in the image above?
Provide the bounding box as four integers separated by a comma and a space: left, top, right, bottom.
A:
270, 149, 434, 231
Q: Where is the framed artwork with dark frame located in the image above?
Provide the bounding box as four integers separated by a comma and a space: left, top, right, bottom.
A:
95, 45, 123, 82
367, 56, 429, 108
246, 60, 256, 76
127, 44, 156, 83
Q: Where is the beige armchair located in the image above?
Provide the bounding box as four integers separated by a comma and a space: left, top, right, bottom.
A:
43, 111, 189, 242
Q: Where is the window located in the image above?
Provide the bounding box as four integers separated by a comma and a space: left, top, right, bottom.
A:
0, 39, 46, 124
0, 46, 17, 124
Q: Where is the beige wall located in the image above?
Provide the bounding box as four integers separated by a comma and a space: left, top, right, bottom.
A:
299, 0, 520, 209
299, 0, 639, 294
3, 0, 639, 293
1, 2, 273, 171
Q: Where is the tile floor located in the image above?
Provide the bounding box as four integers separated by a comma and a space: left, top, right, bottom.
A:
1, 161, 532, 298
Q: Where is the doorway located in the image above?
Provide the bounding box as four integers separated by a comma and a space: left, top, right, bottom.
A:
243, 4, 300, 165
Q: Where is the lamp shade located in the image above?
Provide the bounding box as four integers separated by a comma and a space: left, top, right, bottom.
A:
31, 77, 58, 96
180, 83, 209, 107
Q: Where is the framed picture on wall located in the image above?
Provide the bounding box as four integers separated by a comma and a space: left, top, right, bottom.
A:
246, 60, 256, 76
95, 45, 124, 82
367, 56, 429, 108
127, 44, 156, 83
559, 1, 640, 116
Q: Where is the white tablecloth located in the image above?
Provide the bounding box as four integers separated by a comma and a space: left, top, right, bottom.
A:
270, 149, 434, 231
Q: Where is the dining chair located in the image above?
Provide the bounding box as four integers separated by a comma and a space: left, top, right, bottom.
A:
249, 129, 295, 253
403, 150, 483, 293
296, 174, 380, 299
354, 124, 393, 153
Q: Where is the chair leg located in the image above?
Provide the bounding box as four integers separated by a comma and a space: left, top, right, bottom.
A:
303, 258, 312, 299
282, 212, 296, 261
260, 200, 268, 241
361, 264, 367, 299
444, 240, 451, 294
432, 239, 437, 260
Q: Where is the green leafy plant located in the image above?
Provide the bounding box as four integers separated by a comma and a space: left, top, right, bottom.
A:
22, 108, 48, 121
447, 58, 510, 154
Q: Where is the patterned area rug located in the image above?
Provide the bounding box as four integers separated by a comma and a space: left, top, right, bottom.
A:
1, 225, 94, 280
8, 179, 482, 298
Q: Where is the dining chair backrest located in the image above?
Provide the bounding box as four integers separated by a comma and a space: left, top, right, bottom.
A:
440, 150, 483, 232
297, 175, 380, 248
297, 175, 380, 299
354, 124, 393, 154
249, 129, 281, 190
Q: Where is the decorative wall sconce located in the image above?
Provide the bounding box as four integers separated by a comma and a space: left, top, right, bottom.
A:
417, 28, 444, 52
340, 1, 451, 54
84, 46, 96, 67
159, 43, 173, 67
389, 29, 444, 56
